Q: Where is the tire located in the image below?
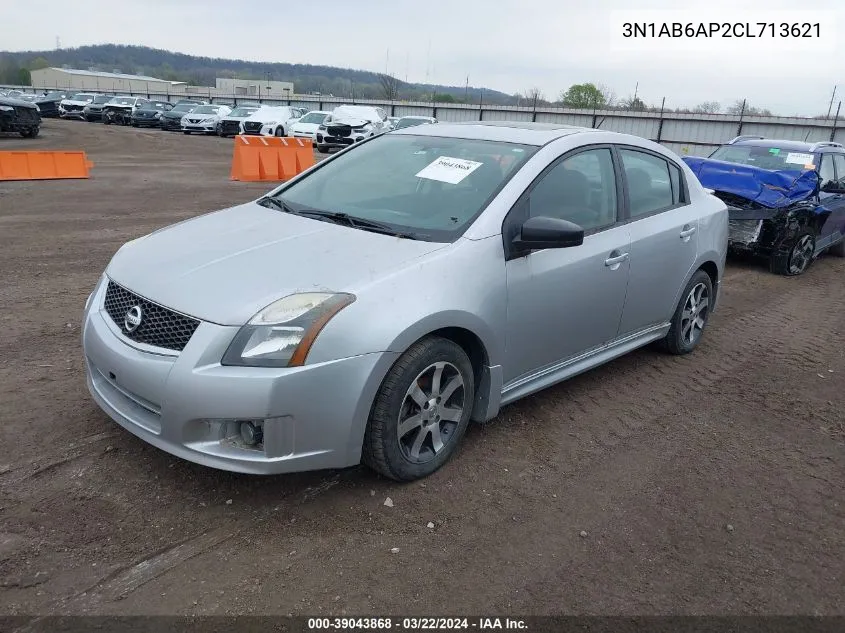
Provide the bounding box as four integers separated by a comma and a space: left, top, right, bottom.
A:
275, 126, 284, 137
317, 145, 329, 153
661, 269, 714, 356
828, 236, 845, 257
362, 336, 475, 481
770, 231, 815, 276
20, 126, 39, 138
183, 131, 190, 135
131, 122, 138, 127
103, 119, 111, 125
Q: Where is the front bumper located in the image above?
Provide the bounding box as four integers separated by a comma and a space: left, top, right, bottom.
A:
81, 278, 394, 475
159, 117, 182, 130
182, 122, 216, 133
59, 107, 86, 119
83, 108, 104, 120
315, 131, 368, 147
131, 116, 161, 127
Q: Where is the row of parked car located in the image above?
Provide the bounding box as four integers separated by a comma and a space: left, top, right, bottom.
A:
5, 89, 439, 152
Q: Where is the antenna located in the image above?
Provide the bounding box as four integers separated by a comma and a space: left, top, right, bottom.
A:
405, 52, 409, 83
56, 36, 61, 49
385, 48, 390, 75
826, 85, 837, 118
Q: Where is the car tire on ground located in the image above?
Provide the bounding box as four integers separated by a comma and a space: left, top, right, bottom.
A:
362, 336, 475, 481
275, 126, 284, 137
183, 131, 190, 135
661, 269, 714, 356
317, 145, 329, 153
770, 230, 815, 276
20, 127, 39, 138
103, 119, 111, 125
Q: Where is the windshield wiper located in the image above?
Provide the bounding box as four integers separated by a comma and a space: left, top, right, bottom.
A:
295, 209, 417, 239
256, 196, 296, 214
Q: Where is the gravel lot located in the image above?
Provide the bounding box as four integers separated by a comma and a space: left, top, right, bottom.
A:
0, 119, 843, 617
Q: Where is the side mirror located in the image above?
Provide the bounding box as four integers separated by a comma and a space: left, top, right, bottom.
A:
512, 216, 584, 251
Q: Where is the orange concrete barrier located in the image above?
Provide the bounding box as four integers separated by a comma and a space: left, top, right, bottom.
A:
230, 135, 315, 182
0, 151, 94, 181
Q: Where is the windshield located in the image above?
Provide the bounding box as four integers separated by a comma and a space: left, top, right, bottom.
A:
171, 103, 196, 113
92, 95, 112, 104
109, 97, 135, 106
42, 92, 66, 99
300, 112, 328, 124
192, 105, 219, 114
395, 118, 430, 130
709, 145, 818, 171
272, 134, 536, 241
229, 107, 259, 117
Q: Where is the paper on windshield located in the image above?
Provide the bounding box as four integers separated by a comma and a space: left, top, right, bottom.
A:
415, 156, 483, 184
784, 152, 814, 166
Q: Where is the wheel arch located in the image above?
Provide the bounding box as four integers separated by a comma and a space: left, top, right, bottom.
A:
384, 312, 503, 423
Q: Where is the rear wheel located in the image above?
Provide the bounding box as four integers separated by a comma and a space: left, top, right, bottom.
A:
363, 336, 475, 481
20, 126, 39, 138
770, 231, 815, 276
661, 269, 713, 355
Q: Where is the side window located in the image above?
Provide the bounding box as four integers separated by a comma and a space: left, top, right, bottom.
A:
819, 155, 835, 185
668, 162, 685, 204
527, 148, 617, 231
831, 154, 845, 183
619, 149, 675, 217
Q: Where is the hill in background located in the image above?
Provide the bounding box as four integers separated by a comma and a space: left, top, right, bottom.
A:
0, 44, 516, 105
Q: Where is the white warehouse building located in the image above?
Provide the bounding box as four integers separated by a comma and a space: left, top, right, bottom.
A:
215, 77, 294, 98
29, 67, 186, 93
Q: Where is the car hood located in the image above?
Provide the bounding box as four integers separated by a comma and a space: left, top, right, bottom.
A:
106, 103, 134, 109
106, 201, 448, 326
221, 115, 252, 122
682, 157, 819, 209
61, 99, 91, 106
292, 122, 320, 132
0, 96, 38, 109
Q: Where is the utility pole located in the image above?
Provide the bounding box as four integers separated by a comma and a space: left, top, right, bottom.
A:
464, 75, 469, 101
633, 81, 638, 100
826, 85, 837, 118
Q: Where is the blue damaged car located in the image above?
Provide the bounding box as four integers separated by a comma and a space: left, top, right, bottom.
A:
683, 137, 845, 275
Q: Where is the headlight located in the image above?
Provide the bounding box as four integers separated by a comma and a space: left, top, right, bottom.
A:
0, 105, 13, 112
181, 117, 188, 124
154, 112, 161, 118
221, 293, 355, 367
263, 120, 277, 126
318, 125, 327, 130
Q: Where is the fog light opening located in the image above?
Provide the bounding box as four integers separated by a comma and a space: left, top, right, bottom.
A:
240, 421, 264, 446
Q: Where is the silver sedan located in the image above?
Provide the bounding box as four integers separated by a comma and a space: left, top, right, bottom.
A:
82, 121, 728, 481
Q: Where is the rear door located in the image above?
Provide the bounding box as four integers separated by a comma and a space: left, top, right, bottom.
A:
615, 146, 700, 337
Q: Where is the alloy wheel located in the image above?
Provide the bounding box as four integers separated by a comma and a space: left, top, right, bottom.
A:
397, 361, 465, 463
788, 235, 814, 275
680, 282, 709, 346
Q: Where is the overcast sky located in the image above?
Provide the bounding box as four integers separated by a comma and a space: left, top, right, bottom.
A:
2, 0, 843, 116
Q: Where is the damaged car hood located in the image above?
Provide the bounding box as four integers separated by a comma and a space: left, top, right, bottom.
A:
683, 157, 819, 208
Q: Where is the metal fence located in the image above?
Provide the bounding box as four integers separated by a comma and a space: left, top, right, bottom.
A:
3, 84, 842, 158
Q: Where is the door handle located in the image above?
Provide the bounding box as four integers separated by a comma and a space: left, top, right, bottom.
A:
680, 225, 697, 239
604, 252, 629, 267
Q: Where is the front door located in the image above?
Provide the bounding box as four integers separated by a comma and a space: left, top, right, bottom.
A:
504, 146, 631, 386
818, 153, 845, 249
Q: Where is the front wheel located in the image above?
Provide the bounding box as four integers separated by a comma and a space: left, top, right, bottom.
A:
770, 231, 815, 276
661, 269, 714, 355
317, 145, 329, 153
20, 126, 39, 138
363, 336, 475, 481
274, 126, 284, 137
183, 131, 190, 135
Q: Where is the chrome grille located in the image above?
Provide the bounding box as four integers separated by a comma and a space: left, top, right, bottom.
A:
103, 281, 200, 352
243, 121, 262, 133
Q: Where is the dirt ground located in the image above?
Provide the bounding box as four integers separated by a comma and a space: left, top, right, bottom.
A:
0, 119, 843, 618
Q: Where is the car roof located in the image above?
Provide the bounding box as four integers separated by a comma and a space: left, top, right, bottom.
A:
391, 121, 590, 145
730, 138, 845, 153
